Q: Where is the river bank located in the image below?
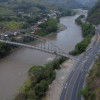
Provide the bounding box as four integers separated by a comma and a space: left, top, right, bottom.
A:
0, 10, 83, 100
6, 23, 67, 55
45, 59, 75, 100
45, 30, 97, 100
45, 11, 98, 100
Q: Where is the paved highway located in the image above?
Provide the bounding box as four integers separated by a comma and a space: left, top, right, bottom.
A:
60, 29, 100, 100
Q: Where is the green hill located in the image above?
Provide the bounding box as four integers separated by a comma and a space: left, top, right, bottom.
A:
76, 0, 97, 7
43, 0, 83, 8
0, 0, 59, 16
87, 0, 100, 25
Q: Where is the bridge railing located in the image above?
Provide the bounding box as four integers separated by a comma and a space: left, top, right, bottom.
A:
0, 34, 77, 59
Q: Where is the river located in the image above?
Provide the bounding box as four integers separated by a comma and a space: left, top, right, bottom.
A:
0, 9, 86, 100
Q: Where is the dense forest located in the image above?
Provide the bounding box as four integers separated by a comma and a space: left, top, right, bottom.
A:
87, 0, 100, 25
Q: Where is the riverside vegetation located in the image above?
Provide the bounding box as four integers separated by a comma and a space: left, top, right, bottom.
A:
78, 1, 100, 99
0, 42, 12, 58
35, 19, 58, 36
14, 57, 68, 100
79, 54, 100, 100
69, 15, 95, 55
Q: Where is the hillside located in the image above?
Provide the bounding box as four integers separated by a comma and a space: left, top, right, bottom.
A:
43, 0, 83, 9
0, 0, 98, 16
0, 0, 59, 16
43, 0, 97, 8
87, 0, 100, 25
76, 0, 97, 7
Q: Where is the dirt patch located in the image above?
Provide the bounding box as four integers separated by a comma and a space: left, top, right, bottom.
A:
45, 59, 75, 100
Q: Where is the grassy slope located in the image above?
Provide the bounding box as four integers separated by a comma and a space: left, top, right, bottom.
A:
0, 0, 59, 16
87, 0, 100, 25
0, 21, 21, 33
0, 7, 14, 15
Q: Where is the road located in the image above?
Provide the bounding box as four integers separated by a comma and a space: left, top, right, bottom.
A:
60, 29, 100, 100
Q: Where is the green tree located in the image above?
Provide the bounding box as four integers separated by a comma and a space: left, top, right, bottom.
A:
0, 42, 11, 58
34, 80, 48, 97
52, 60, 60, 69
76, 42, 87, 53
28, 65, 44, 83
78, 86, 89, 98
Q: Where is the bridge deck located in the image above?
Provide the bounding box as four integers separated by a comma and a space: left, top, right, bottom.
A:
0, 39, 76, 59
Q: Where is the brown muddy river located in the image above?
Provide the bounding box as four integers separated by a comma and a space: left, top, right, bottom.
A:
0, 9, 86, 100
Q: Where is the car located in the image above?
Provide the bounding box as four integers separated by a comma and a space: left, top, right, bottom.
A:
90, 47, 92, 49
81, 69, 83, 71
86, 56, 88, 58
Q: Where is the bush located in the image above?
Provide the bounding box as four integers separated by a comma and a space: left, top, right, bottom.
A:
58, 56, 68, 64
78, 86, 89, 98
52, 60, 60, 69
34, 80, 48, 97
0, 42, 12, 58
90, 92, 96, 100
14, 93, 25, 100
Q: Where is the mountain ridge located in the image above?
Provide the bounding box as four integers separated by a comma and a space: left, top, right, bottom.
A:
76, 0, 97, 7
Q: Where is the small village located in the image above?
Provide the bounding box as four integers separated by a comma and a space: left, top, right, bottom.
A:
0, 10, 61, 42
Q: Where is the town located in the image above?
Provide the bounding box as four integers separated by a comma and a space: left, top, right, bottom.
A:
0, 10, 61, 42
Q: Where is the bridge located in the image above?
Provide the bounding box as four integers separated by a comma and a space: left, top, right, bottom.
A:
0, 34, 76, 59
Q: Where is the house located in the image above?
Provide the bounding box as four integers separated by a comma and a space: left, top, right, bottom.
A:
18, 12, 24, 15
37, 20, 44, 25
44, 18, 47, 21
34, 27, 41, 32
31, 32, 35, 34
11, 32, 17, 36
22, 14, 31, 17
47, 13, 57, 19
16, 36, 23, 39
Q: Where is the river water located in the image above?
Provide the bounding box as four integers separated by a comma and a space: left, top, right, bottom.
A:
0, 9, 86, 100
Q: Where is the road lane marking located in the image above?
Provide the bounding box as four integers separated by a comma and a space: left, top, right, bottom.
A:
64, 64, 81, 100
64, 32, 100, 100
63, 39, 100, 100
64, 59, 88, 100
